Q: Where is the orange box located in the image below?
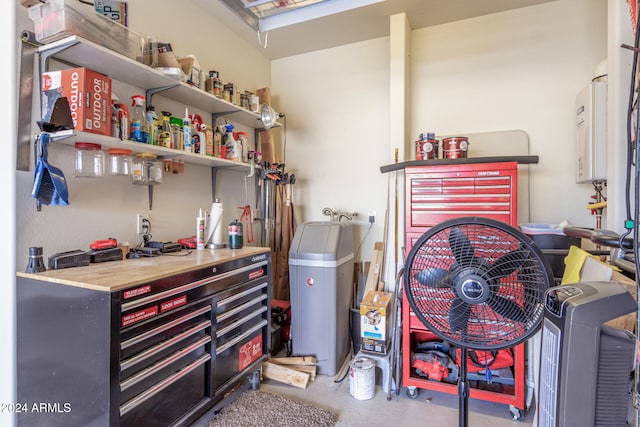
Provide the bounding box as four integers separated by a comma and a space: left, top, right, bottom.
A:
41, 67, 112, 136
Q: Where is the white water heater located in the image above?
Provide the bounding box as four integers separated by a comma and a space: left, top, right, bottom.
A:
575, 79, 607, 183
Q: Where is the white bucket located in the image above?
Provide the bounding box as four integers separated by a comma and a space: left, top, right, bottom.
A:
349, 357, 376, 400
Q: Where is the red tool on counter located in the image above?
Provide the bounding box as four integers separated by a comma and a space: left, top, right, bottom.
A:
90, 238, 118, 250
178, 236, 197, 249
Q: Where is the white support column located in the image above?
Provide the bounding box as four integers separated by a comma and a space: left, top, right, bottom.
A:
607, 0, 635, 233
386, 13, 411, 288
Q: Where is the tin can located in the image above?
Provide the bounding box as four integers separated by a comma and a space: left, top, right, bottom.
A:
442, 137, 469, 159
228, 219, 244, 249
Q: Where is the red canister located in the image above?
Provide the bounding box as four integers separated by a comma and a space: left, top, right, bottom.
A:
424, 138, 439, 159
415, 139, 426, 160
442, 137, 469, 159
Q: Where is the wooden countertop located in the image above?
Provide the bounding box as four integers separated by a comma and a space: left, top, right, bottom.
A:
16, 247, 271, 292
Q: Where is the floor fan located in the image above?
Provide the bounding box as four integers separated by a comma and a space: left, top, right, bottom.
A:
404, 217, 553, 426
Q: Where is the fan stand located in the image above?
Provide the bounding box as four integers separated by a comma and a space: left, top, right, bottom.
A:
403, 216, 553, 427
458, 347, 470, 427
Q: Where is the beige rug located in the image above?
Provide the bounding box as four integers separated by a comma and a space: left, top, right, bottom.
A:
205, 389, 339, 427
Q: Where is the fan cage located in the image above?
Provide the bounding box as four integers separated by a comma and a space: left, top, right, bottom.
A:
405, 217, 552, 351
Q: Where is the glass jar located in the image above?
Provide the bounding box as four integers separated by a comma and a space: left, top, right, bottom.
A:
107, 148, 133, 176
74, 142, 105, 177
132, 152, 162, 185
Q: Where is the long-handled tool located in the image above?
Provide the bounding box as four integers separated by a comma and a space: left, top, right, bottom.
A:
388, 266, 404, 400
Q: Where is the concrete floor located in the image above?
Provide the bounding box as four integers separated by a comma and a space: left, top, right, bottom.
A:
260, 371, 535, 427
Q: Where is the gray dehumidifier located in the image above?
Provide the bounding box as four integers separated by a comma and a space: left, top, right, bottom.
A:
538, 281, 636, 427
289, 221, 354, 376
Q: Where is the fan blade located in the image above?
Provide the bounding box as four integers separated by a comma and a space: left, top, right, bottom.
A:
414, 268, 450, 288
490, 248, 529, 277
449, 297, 471, 332
449, 227, 474, 265
487, 295, 526, 323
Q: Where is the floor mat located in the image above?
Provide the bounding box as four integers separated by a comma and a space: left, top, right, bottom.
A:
205, 389, 339, 427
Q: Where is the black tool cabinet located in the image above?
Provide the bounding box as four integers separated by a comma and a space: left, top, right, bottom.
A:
16, 248, 271, 427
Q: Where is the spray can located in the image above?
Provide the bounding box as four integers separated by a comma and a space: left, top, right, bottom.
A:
228, 219, 243, 249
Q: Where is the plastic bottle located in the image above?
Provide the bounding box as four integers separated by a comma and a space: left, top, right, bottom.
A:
158, 111, 173, 148
214, 125, 223, 157
223, 124, 238, 160
130, 95, 148, 143
196, 208, 206, 250
183, 108, 192, 152
195, 123, 207, 155
146, 105, 158, 145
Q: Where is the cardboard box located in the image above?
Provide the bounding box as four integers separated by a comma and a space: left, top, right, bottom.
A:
42, 67, 112, 136
94, 0, 128, 26
360, 291, 393, 354
361, 337, 390, 355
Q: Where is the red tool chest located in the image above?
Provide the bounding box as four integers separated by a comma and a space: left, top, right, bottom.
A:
402, 161, 525, 414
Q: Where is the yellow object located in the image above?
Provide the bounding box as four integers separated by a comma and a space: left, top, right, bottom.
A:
586, 201, 607, 210
561, 245, 600, 284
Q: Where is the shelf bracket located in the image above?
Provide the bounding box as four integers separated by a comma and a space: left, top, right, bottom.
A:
145, 84, 181, 107
211, 111, 251, 128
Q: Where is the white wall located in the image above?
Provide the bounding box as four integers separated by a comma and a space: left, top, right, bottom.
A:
272, 0, 609, 272
15, 0, 272, 272
3, 4, 16, 426
271, 38, 391, 264
411, 0, 608, 227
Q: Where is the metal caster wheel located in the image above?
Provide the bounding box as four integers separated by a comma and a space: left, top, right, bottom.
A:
406, 386, 419, 399
250, 369, 261, 390
509, 405, 525, 421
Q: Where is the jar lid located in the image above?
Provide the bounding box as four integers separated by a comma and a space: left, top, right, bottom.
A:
108, 148, 133, 156
75, 142, 102, 150
136, 152, 157, 159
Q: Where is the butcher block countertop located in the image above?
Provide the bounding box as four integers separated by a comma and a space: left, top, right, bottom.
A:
16, 247, 270, 292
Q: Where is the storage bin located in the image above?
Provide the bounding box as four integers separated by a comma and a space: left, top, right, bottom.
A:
28, 0, 144, 60
520, 223, 581, 279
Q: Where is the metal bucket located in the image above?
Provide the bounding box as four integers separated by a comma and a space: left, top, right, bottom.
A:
349, 357, 375, 400
442, 137, 469, 159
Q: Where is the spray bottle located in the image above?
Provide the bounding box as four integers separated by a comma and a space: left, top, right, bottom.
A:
130, 95, 148, 143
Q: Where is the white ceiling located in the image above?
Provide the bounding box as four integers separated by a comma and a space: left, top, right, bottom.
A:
193, 0, 556, 59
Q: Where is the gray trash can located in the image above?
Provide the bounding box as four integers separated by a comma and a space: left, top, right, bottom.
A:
289, 221, 354, 376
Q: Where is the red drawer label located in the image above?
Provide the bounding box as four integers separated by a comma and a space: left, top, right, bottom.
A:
160, 295, 187, 313
238, 334, 262, 371
123, 285, 151, 300
249, 269, 265, 280
122, 306, 158, 327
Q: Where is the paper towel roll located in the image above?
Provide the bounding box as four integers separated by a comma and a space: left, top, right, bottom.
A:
207, 200, 225, 247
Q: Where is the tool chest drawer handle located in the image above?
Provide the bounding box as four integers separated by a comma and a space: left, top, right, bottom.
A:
217, 294, 267, 323
120, 335, 211, 392
216, 320, 267, 355
216, 306, 267, 338
121, 305, 211, 350
119, 352, 211, 416
120, 320, 210, 371
217, 282, 268, 307
121, 261, 267, 312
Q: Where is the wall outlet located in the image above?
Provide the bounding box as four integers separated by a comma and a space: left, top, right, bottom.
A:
136, 213, 150, 234
368, 210, 376, 224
